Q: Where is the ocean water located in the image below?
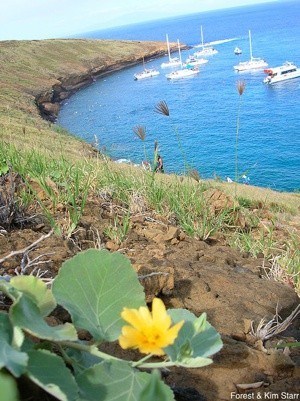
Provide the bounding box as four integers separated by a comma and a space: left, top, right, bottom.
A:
57, 1, 300, 192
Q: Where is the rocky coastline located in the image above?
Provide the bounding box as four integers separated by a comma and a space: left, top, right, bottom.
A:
0, 38, 299, 401
34, 41, 188, 122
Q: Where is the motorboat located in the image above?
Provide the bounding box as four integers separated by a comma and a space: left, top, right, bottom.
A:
193, 26, 218, 57
234, 30, 267, 71
166, 39, 199, 80
263, 62, 300, 84
234, 47, 242, 55
161, 34, 182, 68
134, 68, 160, 80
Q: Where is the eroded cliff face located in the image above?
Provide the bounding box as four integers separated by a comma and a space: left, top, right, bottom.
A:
34, 43, 172, 121
1, 39, 186, 122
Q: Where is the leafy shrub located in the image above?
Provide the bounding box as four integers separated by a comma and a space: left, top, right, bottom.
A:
0, 249, 222, 401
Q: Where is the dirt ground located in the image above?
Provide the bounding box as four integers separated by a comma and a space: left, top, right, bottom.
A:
0, 189, 299, 401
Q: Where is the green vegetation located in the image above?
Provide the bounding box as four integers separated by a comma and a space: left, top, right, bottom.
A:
0, 38, 300, 399
0, 249, 222, 401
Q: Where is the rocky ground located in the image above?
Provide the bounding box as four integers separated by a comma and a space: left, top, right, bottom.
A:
1, 177, 299, 401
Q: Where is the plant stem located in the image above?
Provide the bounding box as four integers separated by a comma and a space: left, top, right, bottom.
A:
235, 95, 243, 199
131, 353, 153, 367
59, 341, 121, 362
139, 360, 175, 369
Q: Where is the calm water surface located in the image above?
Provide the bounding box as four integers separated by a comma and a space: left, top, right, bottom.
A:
57, 1, 300, 192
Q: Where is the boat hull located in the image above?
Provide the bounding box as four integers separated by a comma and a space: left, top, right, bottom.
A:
166, 69, 199, 80
264, 71, 300, 84
234, 60, 268, 72
134, 70, 160, 80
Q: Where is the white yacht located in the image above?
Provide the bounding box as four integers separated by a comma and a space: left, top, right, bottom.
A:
134, 58, 160, 80
193, 26, 218, 57
161, 34, 182, 68
234, 30, 267, 71
263, 62, 300, 84
184, 55, 208, 67
134, 68, 160, 80
166, 40, 199, 80
234, 47, 242, 55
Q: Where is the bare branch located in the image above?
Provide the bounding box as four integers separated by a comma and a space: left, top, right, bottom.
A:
0, 229, 54, 265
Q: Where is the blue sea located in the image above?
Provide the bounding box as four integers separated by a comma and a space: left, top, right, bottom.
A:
57, 0, 300, 192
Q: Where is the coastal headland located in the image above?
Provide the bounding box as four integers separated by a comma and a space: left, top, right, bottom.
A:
0, 39, 299, 401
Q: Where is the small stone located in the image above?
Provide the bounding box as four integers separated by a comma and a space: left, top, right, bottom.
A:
106, 241, 119, 251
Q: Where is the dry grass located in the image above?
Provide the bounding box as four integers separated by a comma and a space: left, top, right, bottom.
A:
250, 304, 300, 341
0, 39, 167, 159
213, 181, 300, 215
0, 39, 299, 281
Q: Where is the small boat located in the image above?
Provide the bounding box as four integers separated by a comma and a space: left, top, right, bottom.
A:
134, 68, 160, 80
166, 40, 199, 80
134, 58, 160, 80
193, 26, 218, 57
263, 62, 300, 84
184, 55, 208, 67
234, 30, 267, 71
234, 47, 242, 55
161, 34, 182, 68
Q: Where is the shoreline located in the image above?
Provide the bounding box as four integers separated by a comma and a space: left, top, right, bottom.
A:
34, 39, 189, 122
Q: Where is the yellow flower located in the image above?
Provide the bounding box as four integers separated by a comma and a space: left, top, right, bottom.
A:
119, 298, 184, 356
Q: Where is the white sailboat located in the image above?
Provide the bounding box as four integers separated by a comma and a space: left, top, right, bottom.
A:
234, 30, 268, 71
134, 58, 160, 80
161, 34, 182, 68
193, 26, 218, 57
166, 40, 199, 80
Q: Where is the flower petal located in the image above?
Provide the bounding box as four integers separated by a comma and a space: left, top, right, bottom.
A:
121, 308, 149, 331
119, 326, 144, 349
151, 298, 171, 331
163, 320, 184, 347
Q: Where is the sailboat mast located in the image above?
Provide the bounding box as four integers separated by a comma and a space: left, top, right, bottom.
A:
177, 39, 182, 67
166, 34, 171, 61
248, 30, 253, 60
201, 25, 204, 49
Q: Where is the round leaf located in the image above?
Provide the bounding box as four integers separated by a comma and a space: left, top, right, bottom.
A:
0, 372, 19, 401
27, 349, 79, 401
52, 249, 145, 341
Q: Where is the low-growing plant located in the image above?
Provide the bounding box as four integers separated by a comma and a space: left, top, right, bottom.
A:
104, 213, 131, 244
0, 249, 223, 401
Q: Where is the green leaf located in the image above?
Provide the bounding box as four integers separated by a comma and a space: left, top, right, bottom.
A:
12, 326, 25, 348
191, 326, 223, 358
10, 295, 77, 342
0, 313, 28, 377
139, 369, 175, 401
27, 349, 79, 401
10, 276, 56, 316
65, 347, 103, 374
176, 356, 213, 368
0, 372, 19, 401
76, 360, 174, 401
165, 309, 223, 364
52, 249, 145, 341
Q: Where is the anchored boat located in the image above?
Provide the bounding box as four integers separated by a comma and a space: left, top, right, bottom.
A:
263, 62, 300, 84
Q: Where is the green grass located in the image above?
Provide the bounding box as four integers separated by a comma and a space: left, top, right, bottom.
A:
0, 38, 299, 293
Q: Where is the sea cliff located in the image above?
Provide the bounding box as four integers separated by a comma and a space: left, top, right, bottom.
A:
0, 39, 176, 122
0, 38, 299, 401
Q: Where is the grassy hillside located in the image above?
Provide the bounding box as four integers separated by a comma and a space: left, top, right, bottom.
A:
0, 39, 168, 157
0, 39, 299, 293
